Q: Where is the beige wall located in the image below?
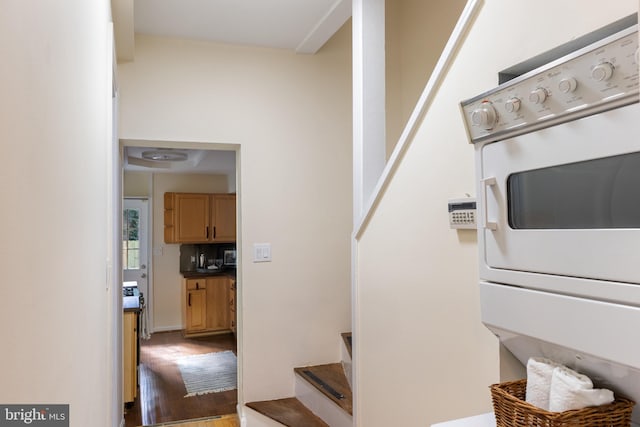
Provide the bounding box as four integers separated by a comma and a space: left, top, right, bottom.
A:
0, 1, 117, 425
385, 0, 466, 158
123, 171, 152, 197
118, 23, 353, 404
355, 1, 638, 426
151, 173, 229, 330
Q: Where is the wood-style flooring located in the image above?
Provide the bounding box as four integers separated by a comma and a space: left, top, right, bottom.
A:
246, 398, 328, 427
142, 414, 239, 427
125, 331, 238, 427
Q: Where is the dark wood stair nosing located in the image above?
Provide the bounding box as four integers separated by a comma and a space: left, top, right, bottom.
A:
246, 397, 329, 427
294, 363, 353, 416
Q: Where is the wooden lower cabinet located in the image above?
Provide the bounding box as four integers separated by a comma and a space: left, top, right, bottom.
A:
229, 279, 237, 335
186, 288, 207, 332
123, 311, 138, 404
183, 276, 232, 336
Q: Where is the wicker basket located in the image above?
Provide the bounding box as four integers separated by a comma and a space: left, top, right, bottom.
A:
490, 379, 635, 427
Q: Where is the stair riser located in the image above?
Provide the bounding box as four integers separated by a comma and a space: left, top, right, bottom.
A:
295, 374, 353, 427
340, 339, 353, 389
341, 360, 353, 390
243, 407, 287, 427
341, 335, 352, 362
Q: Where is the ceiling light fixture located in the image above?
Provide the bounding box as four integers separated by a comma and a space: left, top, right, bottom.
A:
141, 149, 188, 162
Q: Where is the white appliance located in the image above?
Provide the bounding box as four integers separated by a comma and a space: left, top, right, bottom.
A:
461, 14, 640, 424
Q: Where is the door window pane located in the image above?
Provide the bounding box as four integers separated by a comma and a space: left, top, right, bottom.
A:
123, 208, 140, 270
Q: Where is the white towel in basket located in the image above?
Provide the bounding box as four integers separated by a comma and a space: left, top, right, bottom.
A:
525, 357, 561, 410
549, 365, 614, 412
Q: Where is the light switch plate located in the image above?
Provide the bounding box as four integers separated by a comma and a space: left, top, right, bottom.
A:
253, 243, 272, 262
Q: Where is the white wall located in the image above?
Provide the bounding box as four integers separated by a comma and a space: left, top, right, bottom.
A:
118, 24, 353, 404
0, 1, 116, 426
355, 1, 638, 426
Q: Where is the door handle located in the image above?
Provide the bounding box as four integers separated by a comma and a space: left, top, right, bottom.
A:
482, 176, 498, 230
140, 273, 147, 278
188, 294, 191, 306
141, 264, 146, 270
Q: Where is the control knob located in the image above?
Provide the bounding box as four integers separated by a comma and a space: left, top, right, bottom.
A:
504, 98, 521, 113
558, 77, 578, 94
470, 102, 498, 130
591, 62, 614, 82
529, 87, 548, 105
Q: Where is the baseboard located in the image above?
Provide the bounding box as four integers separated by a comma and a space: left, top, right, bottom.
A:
237, 403, 246, 427
152, 325, 182, 333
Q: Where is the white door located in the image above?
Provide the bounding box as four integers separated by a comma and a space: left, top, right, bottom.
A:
123, 198, 151, 338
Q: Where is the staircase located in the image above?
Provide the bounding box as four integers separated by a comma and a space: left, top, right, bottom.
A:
246, 333, 353, 427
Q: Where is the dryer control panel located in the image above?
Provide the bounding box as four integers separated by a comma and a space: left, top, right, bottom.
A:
460, 23, 638, 145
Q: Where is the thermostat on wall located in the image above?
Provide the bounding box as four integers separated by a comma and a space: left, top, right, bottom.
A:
448, 198, 477, 229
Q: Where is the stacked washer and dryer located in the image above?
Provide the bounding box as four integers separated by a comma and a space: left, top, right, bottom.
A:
460, 14, 640, 426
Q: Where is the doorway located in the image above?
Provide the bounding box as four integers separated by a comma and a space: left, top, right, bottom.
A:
120, 140, 241, 426
123, 198, 151, 339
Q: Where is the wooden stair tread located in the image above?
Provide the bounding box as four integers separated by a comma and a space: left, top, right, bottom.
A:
294, 363, 353, 415
246, 397, 328, 427
341, 332, 352, 358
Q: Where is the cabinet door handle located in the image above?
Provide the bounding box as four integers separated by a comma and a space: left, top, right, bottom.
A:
188, 294, 191, 306
206, 226, 209, 239
196, 282, 199, 290
213, 226, 216, 239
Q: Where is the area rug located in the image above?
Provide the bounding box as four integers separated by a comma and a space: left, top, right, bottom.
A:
176, 351, 237, 397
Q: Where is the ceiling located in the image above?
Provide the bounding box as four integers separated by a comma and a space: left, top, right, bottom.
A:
114, 0, 351, 175
123, 146, 236, 174
113, 0, 352, 61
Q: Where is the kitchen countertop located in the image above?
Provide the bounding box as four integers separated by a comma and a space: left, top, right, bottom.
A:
431, 413, 495, 427
181, 268, 236, 279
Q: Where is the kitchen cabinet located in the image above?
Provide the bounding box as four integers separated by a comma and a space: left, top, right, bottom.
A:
164, 192, 236, 244
123, 311, 138, 404
185, 280, 207, 333
211, 194, 236, 242
229, 278, 237, 335
182, 276, 231, 337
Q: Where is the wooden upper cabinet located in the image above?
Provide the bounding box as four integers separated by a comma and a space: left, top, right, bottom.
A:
165, 192, 236, 243
211, 194, 236, 242
176, 193, 211, 243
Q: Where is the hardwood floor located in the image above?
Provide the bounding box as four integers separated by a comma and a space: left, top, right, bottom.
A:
141, 414, 239, 427
125, 331, 238, 427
